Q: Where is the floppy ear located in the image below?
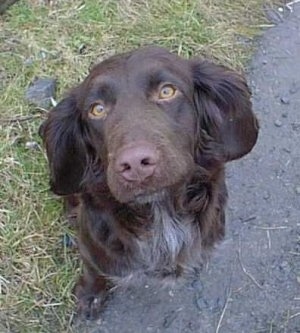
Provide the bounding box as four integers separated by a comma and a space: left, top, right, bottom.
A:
39, 93, 88, 195
191, 59, 259, 162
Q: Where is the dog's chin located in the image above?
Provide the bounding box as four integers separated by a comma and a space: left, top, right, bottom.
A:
113, 188, 168, 206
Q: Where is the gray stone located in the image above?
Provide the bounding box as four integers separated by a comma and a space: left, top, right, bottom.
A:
25, 141, 39, 150
25, 77, 56, 109
0, 0, 19, 15
289, 80, 300, 94
24, 58, 34, 66
280, 96, 290, 105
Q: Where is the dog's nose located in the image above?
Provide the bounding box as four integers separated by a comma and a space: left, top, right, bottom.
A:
115, 144, 158, 182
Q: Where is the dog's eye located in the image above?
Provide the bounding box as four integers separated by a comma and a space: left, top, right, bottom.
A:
158, 84, 177, 100
89, 102, 107, 119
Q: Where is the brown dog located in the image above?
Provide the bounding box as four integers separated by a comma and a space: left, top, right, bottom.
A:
40, 46, 258, 319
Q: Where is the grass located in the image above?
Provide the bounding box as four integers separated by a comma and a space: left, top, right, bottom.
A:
0, 0, 278, 332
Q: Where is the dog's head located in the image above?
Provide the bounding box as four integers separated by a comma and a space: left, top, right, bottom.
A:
40, 46, 258, 204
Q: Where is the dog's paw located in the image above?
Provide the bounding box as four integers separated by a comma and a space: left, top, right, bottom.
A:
73, 272, 112, 321
76, 293, 108, 320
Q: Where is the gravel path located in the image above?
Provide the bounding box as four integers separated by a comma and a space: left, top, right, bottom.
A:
78, 5, 300, 332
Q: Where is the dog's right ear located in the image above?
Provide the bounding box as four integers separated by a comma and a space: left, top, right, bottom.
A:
39, 93, 88, 195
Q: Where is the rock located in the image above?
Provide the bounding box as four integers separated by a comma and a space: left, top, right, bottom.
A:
38, 50, 47, 60
162, 311, 178, 328
25, 77, 56, 109
282, 147, 291, 153
289, 81, 300, 94
24, 58, 34, 66
194, 295, 209, 311
25, 141, 39, 150
280, 96, 290, 105
291, 122, 300, 132
191, 279, 204, 293
274, 120, 283, 127
0, 0, 19, 15
295, 186, 300, 195
78, 44, 87, 54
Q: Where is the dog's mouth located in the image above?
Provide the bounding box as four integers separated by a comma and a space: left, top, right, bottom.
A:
131, 190, 167, 205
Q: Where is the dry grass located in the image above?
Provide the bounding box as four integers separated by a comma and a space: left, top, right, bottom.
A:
0, 0, 279, 332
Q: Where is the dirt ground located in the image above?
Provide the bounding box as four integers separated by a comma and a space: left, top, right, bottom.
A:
75, 4, 300, 333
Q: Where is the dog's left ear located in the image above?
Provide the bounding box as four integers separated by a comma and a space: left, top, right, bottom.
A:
191, 59, 259, 162
39, 93, 89, 195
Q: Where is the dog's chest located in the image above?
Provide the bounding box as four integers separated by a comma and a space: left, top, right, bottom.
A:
135, 203, 200, 275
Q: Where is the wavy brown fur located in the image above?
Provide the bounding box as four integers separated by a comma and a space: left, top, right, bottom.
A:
40, 46, 258, 320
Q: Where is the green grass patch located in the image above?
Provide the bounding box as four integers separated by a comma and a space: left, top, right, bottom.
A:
0, 0, 277, 331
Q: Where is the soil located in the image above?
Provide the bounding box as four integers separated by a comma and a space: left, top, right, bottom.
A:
76, 4, 300, 333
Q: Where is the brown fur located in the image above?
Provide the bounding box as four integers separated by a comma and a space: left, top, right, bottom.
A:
40, 46, 259, 319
